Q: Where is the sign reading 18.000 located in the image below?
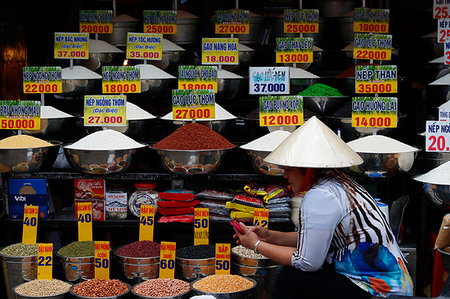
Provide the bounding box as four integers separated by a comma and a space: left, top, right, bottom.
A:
102, 66, 141, 94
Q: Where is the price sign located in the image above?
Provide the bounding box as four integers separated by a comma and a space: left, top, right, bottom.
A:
426, 120, 450, 152
202, 38, 239, 65
434, 1, 450, 19
352, 97, 397, 128
178, 65, 218, 93
253, 208, 269, 228
159, 242, 176, 278
445, 42, 450, 65
438, 18, 450, 43
126, 33, 163, 60
54, 32, 89, 60
80, 10, 113, 34
37, 243, 53, 280
276, 37, 313, 64
94, 241, 110, 280
139, 205, 155, 241
439, 107, 450, 122
353, 8, 389, 33
102, 66, 141, 94
22, 205, 38, 245
355, 65, 397, 94
23, 67, 62, 94
172, 89, 215, 120
215, 243, 231, 275
0, 100, 40, 130
215, 10, 250, 34
284, 9, 319, 33
250, 67, 289, 95
259, 96, 303, 127
353, 33, 392, 61
84, 95, 126, 126
143, 10, 177, 34
76, 201, 93, 242
194, 208, 209, 246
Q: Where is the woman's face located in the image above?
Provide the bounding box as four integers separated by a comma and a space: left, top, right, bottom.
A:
283, 167, 306, 195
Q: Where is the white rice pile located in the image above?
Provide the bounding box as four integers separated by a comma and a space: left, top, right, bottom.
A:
65, 130, 145, 150
218, 69, 243, 79
347, 135, 419, 153
127, 102, 156, 120
289, 67, 319, 79
62, 66, 102, 80
241, 130, 291, 151
136, 64, 175, 79
89, 39, 123, 53
414, 161, 450, 185
163, 38, 185, 52
41, 106, 73, 119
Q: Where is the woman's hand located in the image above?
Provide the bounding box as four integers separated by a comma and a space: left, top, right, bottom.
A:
248, 225, 271, 242
232, 222, 262, 250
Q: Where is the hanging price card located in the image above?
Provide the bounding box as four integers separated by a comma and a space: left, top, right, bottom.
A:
172, 89, 215, 120
22, 205, 38, 245
215, 10, 250, 34
178, 65, 218, 93
194, 208, 209, 246
353, 8, 389, 33
102, 66, 141, 94
37, 243, 53, 280
94, 241, 110, 279
351, 97, 397, 128
439, 103, 450, 121
434, 0, 450, 19
202, 38, 239, 65
54, 32, 89, 60
143, 10, 177, 34
80, 10, 113, 34
139, 205, 155, 241
250, 67, 290, 95
84, 95, 126, 126
276, 37, 313, 64
284, 9, 319, 33
76, 202, 93, 242
438, 19, 450, 43
253, 208, 269, 228
127, 33, 163, 60
0, 100, 40, 130
23, 67, 62, 94
355, 65, 397, 94
353, 33, 392, 61
259, 96, 303, 127
215, 243, 231, 275
159, 242, 176, 278
426, 120, 450, 152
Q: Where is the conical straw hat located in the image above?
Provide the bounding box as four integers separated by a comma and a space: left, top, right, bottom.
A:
264, 116, 363, 168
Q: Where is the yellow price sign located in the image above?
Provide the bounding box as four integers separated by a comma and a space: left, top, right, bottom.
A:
54, 32, 89, 60
202, 38, 239, 65
353, 33, 392, 61
355, 65, 397, 94
22, 205, 38, 245
215, 10, 250, 34
126, 33, 163, 61
102, 66, 141, 94
259, 96, 303, 127
215, 243, 231, 275
178, 65, 218, 93
23, 67, 62, 94
0, 100, 41, 130
353, 8, 389, 33
76, 202, 93, 242
172, 90, 215, 120
275, 38, 313, 64
94, 241, 110, 280
353, 48, 391, 61
354, 21, 389, 33
143, 10, 177, 34
253, 208, 269, 228
194, 208, 209, 246
139, 205, 155, 242
84, 95, 127, 126
159, 242, 176, 279
37, 243, 53, 280
80, 10, 113, 34
351, 97, 397, 128
284, 9, 320, 33
356, 82, 397, 94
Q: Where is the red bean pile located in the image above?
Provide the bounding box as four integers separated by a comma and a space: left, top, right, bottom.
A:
115, 241, 160, 257
71, 279, 128, 297
152, 123, 234, 150
133, 278, 190, 297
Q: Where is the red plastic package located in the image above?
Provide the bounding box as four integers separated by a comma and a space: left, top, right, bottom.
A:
158, 200, 199, 208
158, 215, 194, 223
158, 206, 196, 216
232, 194, 264, 208
158, 189, 195, 201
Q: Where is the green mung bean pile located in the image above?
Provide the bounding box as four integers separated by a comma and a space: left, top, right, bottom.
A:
298, 83, 343, 97
57, 241, 95, 257
0, 243, 38, 256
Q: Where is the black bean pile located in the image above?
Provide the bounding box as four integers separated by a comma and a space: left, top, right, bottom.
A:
176, 244, 215, 259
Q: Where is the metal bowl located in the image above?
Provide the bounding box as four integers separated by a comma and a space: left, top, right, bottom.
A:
217, 77, 246, 102
63, 147, 142, 175
231, 262, 278, 276
0, 252, 37, 299
75, 39, 124, 73
231, 251, 276, 267
60, 66, 103, 99
114, 247, 160, 282
165, 119, 232, 135
303, 96, 350, 116
70, 281, 131, 299
420, 183, 450, 209
176, 257, 215, 281
55, 253, 94, 282
152, 148, 232, 175
190, 276, 257, 299
244, 150, 284, 176
0, 141, 61, 173
85, 118, 158, 142
12, 280, 72, 299
132, 279, 192, 299
423, 152, 450, 169
23, 117, 77, 141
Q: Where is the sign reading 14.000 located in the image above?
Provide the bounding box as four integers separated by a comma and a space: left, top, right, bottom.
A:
351, 97, 397, 128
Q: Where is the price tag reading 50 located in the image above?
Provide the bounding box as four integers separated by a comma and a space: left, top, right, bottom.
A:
95, 241, 110, 280
215, 243, 231, 275
194, 208, 209, 246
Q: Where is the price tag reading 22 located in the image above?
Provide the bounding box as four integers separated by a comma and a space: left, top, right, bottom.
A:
95, 241, 110, 280
159, 242, 176, 279
38, 243, 53, 280
353, 33, 392, 61
22, 205, 39, 245
259, 96, 303, 127
139, 205, 155, 242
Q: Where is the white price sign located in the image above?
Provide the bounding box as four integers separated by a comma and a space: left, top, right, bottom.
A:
439, 108, 450, 122
249, 67, 289, 95
434, 1, 450, 19
426, 120, 450, 152
438, 18, 450, 43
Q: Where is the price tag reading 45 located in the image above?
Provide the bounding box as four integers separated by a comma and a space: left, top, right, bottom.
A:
355, 65, 397, 94
354, 33, 392, 61
352, 97, 397, 128
0, 100, 40, 130
95, 241, 110, 280
139, 205, 155, 242
215, 243, 230, 275
202, 38, 239, 65
23, 67, 62, 94
426, 120, 450, 152
259, 96, 303, 127
22, 205, 39, 245
172, 89, 215, 120
127, 33, 162, 61
250, 67, 289, 95
38, 243, 53, 280
253, 208, 269, 228
54, 32, 89, 60
159, 242, 176, 279
102, 66, 141, 94
84, 95, 126, 126
76, 202, 93, 242
194, 208, 209, 246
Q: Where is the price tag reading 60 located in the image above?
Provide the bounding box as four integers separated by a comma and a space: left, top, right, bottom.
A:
159, 242, 176, 279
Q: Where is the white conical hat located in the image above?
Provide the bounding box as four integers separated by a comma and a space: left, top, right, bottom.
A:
264, 116, 363, 168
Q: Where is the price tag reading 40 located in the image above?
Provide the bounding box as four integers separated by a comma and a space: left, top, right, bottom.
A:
215, 243, 230, 275
353, 8, 389, 33
76, 202, 93, 242
54, 32, 89, 60
259, 96, 303, 127
80, 10, 113, 34
84, 95, 126, 126
143, 10, 177, 34
353, 33, 392, 61
426, 120, 450, 152
172, 89, 215, 120
276, 38, 313, 64
23, 67, 62, 94
355, 65, 397, 94
127, 33, 163, 61
250, 67, 290, 95
95, 241, 110, 280
38, 243, 53, 280
202, 38, 239, 65
102, 66, 141, 94
194, 208, 209, 246
22, 205, 39, 245
178, 65, 218, 93
284, 9, 319, 33
139, 205, 155, 242
253, 208, 269, 228
215, 10, 250, 34
159, 242, 176, 279
0, 100, 40, 130
352, 97, 397, 128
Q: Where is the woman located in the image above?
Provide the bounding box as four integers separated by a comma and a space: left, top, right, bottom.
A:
233, 116, 413, 298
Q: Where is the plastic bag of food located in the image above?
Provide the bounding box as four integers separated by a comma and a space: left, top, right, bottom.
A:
230, 211, 253, 222
225, 202, 256, 214
158, 200, 199, 208
263, 184, 287, 203
195, 189, 234, 201
158, 206, 196, 216
158, 189, 195, 201
158, 214, 194, 223
267, 196, 291, 205
197, 203, 229, 216
231, 194, 264, 208
244, 183, 267, 197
